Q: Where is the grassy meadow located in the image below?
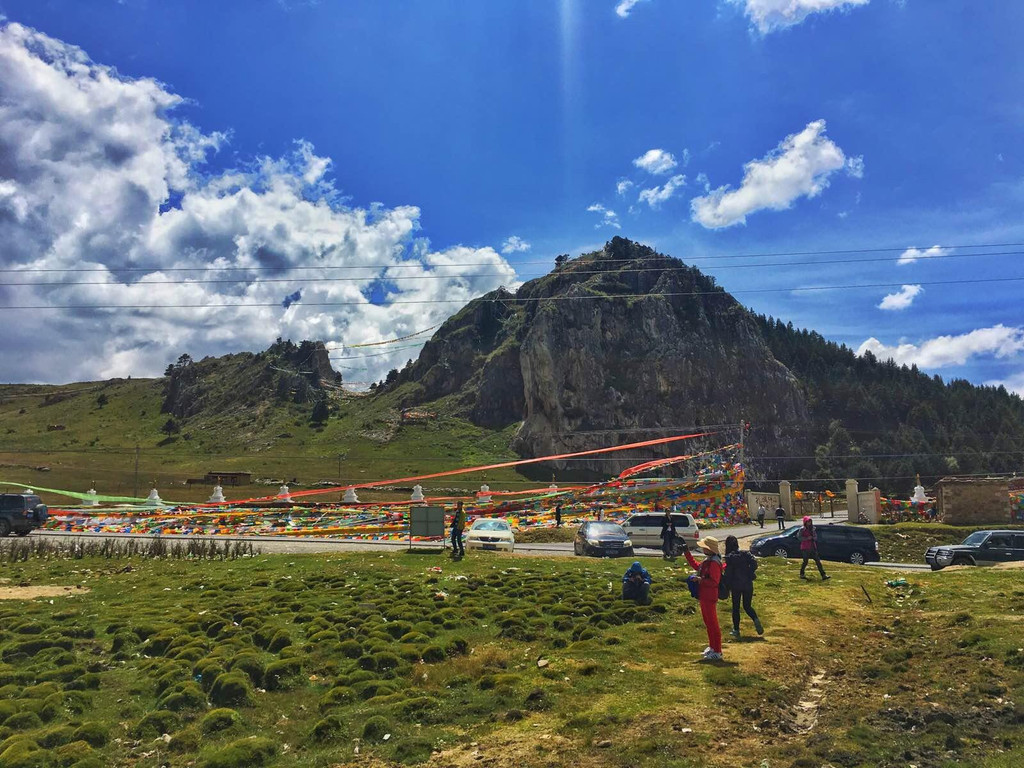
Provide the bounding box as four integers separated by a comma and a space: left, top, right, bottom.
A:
0, 541, 1022, 768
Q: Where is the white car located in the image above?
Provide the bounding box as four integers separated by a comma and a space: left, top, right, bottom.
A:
464, 517, 515, 553
620, 512, 701, 553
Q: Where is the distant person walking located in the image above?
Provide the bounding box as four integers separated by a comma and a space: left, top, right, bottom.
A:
555, 504, 562, 528
756, 503, 766, 529
775, 504, 786, 531
659, 508, 677, 560
621, 561, 652, 604
684, 536, 724, 661
451, 501, 466, 557
723, 535, 763, 638
799, 516, 829, 581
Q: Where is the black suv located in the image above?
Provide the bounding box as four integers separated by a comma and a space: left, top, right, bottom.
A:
750, 524, 880, 565
925, 530, 1024, 570
0, 493, 49, 537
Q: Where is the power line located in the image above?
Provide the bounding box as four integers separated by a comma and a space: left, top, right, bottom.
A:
4, 240, 1022, 275
5, 249, 1023, 288
5, 275, 1024, 310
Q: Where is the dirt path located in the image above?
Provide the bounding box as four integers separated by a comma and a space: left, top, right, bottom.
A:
0, 585, 89, 600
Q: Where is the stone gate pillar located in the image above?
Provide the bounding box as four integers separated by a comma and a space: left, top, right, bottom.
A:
845, 479, 859, 522
779, 480, 792, 517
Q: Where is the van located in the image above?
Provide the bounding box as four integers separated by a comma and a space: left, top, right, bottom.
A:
0, 493, 49, 537
620, 512, 701, 553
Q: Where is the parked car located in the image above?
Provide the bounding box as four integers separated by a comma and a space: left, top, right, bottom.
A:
620, 512, 701, 553
573, 521, 634, 558
464, 517, 515, 553
0, 493, 48, 537
749, 524, 879, 565
925, 530, 1024, 570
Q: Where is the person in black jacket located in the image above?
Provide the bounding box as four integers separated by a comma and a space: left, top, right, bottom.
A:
723, 535, 764, 638
659, 508, 677, 560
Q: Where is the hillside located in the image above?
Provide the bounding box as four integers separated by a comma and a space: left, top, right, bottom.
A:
3, 236, 1024, 502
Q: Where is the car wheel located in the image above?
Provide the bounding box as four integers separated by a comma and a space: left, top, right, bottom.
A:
951, 556, 973, 567
773, 547, 789, 558
0, 518, 11, 537
849, 551, 866, 565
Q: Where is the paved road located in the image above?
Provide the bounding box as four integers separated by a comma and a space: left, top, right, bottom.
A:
27, 519, 931, 571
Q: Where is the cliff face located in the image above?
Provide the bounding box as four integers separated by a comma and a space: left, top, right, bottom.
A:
394, 238, 808, 475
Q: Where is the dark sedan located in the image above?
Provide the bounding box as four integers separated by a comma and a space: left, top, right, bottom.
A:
573, 521, 634, 558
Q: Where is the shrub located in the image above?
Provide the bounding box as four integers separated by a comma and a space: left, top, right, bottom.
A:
71, 722, 108, 747
319, 686, 354, 711
263, 658, 302, 691
3, 712, 42, 731
394, 736, 434, 764
445, 637, 469, 657
361, 715, 390, 742
228, 654, 265, 687
200, 708, 240, 734
371, 651, 401, 672
200, 736, 278, 768
134, 710, 179, 738
54, 739, 93, 765
0, 739, 45, 768
168, 727, 200, 754
158, 682, 207, 712
209, 673, 254, 707
353, 680, 396, 700
421, 645, 446, 663
339, 640, 362, 659
310, 714, 345, 743
37, 725, 75, 748
193, 659, 227, 692
267, 631, 292, 653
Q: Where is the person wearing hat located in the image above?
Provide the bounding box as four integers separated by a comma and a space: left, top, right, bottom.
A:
799, 516, 830, 581
684, 535, 724, 661
621, 561, 652, 605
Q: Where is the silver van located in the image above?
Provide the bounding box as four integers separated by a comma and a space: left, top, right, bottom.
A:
620, 512, 701, 553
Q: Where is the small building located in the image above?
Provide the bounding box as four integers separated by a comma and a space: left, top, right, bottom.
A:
934, 476, 1011, 525
203, 471, 253, 486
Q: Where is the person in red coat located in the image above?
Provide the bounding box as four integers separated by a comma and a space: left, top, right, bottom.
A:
799, 516, 830, 581
684, 536, 724, 661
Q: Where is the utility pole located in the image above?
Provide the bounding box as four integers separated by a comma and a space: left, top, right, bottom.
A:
738, 420, 745, 466
133, 443, 140, 498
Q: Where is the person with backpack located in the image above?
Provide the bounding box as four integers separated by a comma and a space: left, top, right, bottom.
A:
775, 503, 786, 531
451, 501, 467, 558
659, 508, 677, 560
723, 535, 764, 638
799, 516, 830, 581
684, 536, 724, 661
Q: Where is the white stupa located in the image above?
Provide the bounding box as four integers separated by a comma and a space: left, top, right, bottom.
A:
912, 474, 928, 503
144, 488, 163, 506
86, 488, 100, 507
478, 484, 492, 504
208, 485, 226, 503
343, 487, 360, 504
278, 484, 291, 502
410, 484, 425, 503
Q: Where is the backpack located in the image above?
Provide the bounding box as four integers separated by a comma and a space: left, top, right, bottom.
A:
686, 574, 701, 600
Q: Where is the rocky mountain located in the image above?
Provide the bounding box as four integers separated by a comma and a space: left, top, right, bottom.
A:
388, 237, 1024, 487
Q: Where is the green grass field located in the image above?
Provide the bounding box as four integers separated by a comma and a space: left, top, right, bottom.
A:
0, 542, 1022, 768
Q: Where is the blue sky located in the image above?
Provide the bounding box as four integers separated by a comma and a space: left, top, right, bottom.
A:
0, 0, 1023, 392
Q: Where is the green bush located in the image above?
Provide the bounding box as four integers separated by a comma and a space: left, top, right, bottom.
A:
3, 711, 42, 731
353, 680, 396, 700
361, 715, 390, 742
168, 727, 200, 754
134, 710, 180, 738
339, 639, 362, 659
193, 659, 227, 692
445, 637, 469, 656
263, 658, 303, 691
54, 739, 94, 766
371, 651, 401, 671
209, 672, 254, 707
200, 736, 278, 768
158, 682, 207, 712
310, 714, 345, 743
200, 708, 240, 734
421, 645, 446, 663
319, 686, 354, 711
228, 654, 265, 687
0, 739, 46, 768
267, 631, 292, 653
0, 700, 18, 723
71, 722, 108, 747
37, 724, 75, 748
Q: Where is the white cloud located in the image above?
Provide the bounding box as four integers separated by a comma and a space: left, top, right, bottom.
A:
500, 236, 531, 254
638, 174, 686, 208
587, 203, 621, 229
690, 119, 858, 229
857, 325, 1024, 368
615, 0, 650, 18
877, 284, 922, 311
633, 148, 678, 175
897, 244, 947, 265
0, 22, 518, 385
731, 0, 871, 34
616, 179, 635, 196
986, 372, 1024, 397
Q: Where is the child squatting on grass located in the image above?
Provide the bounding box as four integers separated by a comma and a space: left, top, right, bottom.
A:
684, 536, 724, 661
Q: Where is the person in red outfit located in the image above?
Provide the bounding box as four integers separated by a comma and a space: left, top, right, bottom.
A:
799, 516, 830, 581
684, 536, 724, 661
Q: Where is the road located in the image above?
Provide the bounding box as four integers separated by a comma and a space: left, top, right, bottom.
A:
26, 518, 932, 571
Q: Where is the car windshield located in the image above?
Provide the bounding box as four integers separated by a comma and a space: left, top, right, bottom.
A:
961, 532, 989, 546
588, 522, 625, 535
471, 519, 509, 532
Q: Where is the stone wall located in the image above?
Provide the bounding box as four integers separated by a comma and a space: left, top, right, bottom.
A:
936, 477, 1011, 525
